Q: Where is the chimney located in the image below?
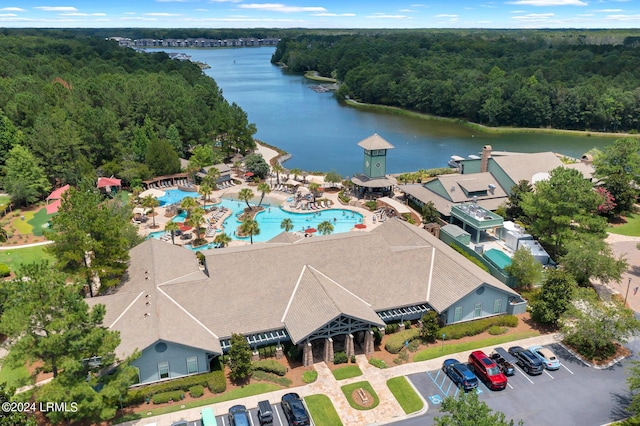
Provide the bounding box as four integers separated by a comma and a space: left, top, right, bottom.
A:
481, 145, 492, 173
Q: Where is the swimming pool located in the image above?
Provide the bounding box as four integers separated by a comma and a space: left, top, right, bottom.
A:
484, 248, 512, 270
157, 189, 199, 206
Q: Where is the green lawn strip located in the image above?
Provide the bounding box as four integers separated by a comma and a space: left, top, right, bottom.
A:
413, 331, 540, 362
114, 383, 281, 424
0, 349, 34, 389
303, 71, 337, 83
386, 377, 423, 414
12, 211, 34, 234
27, 208, 52, 236
607, 213, 640, 237
304, 394, 343, 426
0, 245, 54, 271
332, 365, 363, 380
0, 195, 10, 205
340, 381, 379, 410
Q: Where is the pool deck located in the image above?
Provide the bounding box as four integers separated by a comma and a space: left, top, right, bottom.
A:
135, 171, 388, 247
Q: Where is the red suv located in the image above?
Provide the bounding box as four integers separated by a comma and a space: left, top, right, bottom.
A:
468, 350, 508, 390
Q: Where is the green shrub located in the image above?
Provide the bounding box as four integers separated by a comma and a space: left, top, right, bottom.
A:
449, 244, 491, 273
407, 340, 421, 352
333, 351, 348, 364
372, 328, 382, 346
365, 201, 377, 211
302, 370, 318, 383
384, 328, 421, 354
403, 320, 412, 329
368, 358, 387, 369
189, 385, 204, 398
287, 345, 301, 362
439, 315, 518, 340
152, 390, 183, 404
350, 355, 356, 363
488, 326, 508, 335
0, 264, 9, 277
124, 371, 215, 406
207, 370, 227, 394
253, 359, 286, 376
384, 323, 399, 334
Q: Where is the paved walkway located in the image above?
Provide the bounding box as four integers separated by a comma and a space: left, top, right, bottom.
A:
121, 333, 561, 426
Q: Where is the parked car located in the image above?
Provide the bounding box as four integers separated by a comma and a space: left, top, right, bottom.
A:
468, 350, 508, 390
257, 400, 274, 426
529, 345, 561, 370
490, 347, 516, 376
442, 358, 479, 391
508, 346, 545, 375
281, 393, 310, 426
228, 404, 250, 426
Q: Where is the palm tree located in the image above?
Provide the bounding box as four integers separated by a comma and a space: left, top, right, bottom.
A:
187, 207, 205, 241
290, 168, 302, 182
203, 167, 220, 190
142, 195, 160, 228
309, 182, 320, 197
131, 186, 143, 200
240, 218, 260, 244
318, 220, 334, 235
272, 163, 283, 185
257, 182, 271, 207
233, 160, 243, 178
186, 161, 200, 184
180, 196, 197, 216
199, 183, 213, 205
213, 232, 232, 248
238, 188, 255, 210
164, 221, 180, 245
280, 218, 293, 232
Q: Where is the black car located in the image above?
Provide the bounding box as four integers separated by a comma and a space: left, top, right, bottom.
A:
281, 393, 310, 426
508, 346, 544, 375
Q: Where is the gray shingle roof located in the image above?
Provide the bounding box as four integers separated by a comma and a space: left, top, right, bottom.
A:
93, 219, 520, 357
492, 152, 563, 186
357, 133, 395, 150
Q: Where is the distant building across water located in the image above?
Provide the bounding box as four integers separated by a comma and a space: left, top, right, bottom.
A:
108, 36, 280, 49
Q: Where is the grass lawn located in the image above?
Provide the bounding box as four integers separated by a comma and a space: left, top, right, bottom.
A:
0, 349, 33, 389
332, 365, 363, 380
386, 377, 423, 414
12, 211, 35, 234
0, 245, 54, 272
27, 208, 52, 236
607, 213, 640, 237
340, 381, 379, 410
305, 394, 343, 426
114, 383, 281, 423
413, 331, 540, 362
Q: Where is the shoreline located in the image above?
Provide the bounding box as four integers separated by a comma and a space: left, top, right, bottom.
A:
343, 98, 640, 140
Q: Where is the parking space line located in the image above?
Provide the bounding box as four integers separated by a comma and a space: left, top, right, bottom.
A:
507, 381, 514, 390
477, 380, 491, 393
249, 412, 255, 426
427, 370, 454, 397
275, 407, 284, 426
220, 416, 226, 426
561, 363, 575, 375
515, 366, 535, 384
544, 369, 555, 379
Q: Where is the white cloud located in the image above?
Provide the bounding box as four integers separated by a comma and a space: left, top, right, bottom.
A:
156, 0, 191, 2
597, 9, 623, 12
512, 12, 555, 21
507, 0, 586, 5
399, 9, 415, 12
34, 6, 79, 12
366, 13, 410, 19
61, 12, 107, 16
604, 13, 640, 21
144, 12, 182, 16
436, 14, 458, 18
209, 0, 243, 2
238, 4, 327, 13
311, 12, 355, 17
0, 7, 25, 12
0, 13, 17, 17
195, 8, 209, 11
510, 9, 527, 13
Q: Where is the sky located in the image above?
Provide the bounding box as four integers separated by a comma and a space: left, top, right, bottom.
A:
2, 0, 640, 29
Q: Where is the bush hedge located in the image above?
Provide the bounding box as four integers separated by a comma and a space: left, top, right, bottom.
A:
439, 315, 518, 340
333, 351, 348, 364
253, 359, 286, 376
189, 385, 204, 398
125, 372, 214, 406
449, 244, 490, 273
257, 344, 279, 359
385, 329, 421, 354
207, 370, 227, 394
0, 263, 10, 277
152, 390, 183, 404
368, 358, 388, 369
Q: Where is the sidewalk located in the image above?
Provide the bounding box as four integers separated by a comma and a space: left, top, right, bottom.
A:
121, 333, 561, 426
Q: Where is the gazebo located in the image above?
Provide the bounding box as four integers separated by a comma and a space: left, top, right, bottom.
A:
45, 184, 70, 214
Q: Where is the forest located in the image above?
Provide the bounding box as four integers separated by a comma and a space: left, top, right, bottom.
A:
271, 30, 640, 133
0, 30, 256, 193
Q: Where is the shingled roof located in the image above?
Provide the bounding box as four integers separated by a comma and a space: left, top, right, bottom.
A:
92, 220, 520, 359
357, 133, 395, 150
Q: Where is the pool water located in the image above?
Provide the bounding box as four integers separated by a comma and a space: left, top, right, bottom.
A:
157, 189, 200, 206
484, 248, 513, 270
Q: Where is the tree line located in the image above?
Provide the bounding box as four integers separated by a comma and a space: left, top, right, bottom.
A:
272, 30, 640, 133
0, 31, 256, 206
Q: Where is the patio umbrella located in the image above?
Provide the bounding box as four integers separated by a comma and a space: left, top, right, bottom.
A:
244, 171, 254, 177
286, 178, 301, 186
179, 224, 192, 232
305, 227, 317, 233
355, 224, 367, 229
140, 188, 166, 198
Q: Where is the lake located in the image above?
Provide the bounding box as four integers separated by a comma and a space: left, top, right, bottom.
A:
159, 47, 617, 176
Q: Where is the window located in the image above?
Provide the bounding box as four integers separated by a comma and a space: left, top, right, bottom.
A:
186, 356, 198, 374
158, 362, 169, 379
453, 306, 462, 322
474, 303, 482, 318
493, 299, 502, 314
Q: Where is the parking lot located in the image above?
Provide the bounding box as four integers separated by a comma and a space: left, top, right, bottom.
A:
404, 343, 634, 425
212, 402, 288, 426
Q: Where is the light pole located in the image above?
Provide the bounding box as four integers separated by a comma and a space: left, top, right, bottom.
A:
625, 277, 632, 305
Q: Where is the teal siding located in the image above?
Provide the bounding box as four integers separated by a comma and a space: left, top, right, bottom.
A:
444, 285, 514, 324
133, 340, 211, 385
460, 159, 481, 174
423, 179, 450, 199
